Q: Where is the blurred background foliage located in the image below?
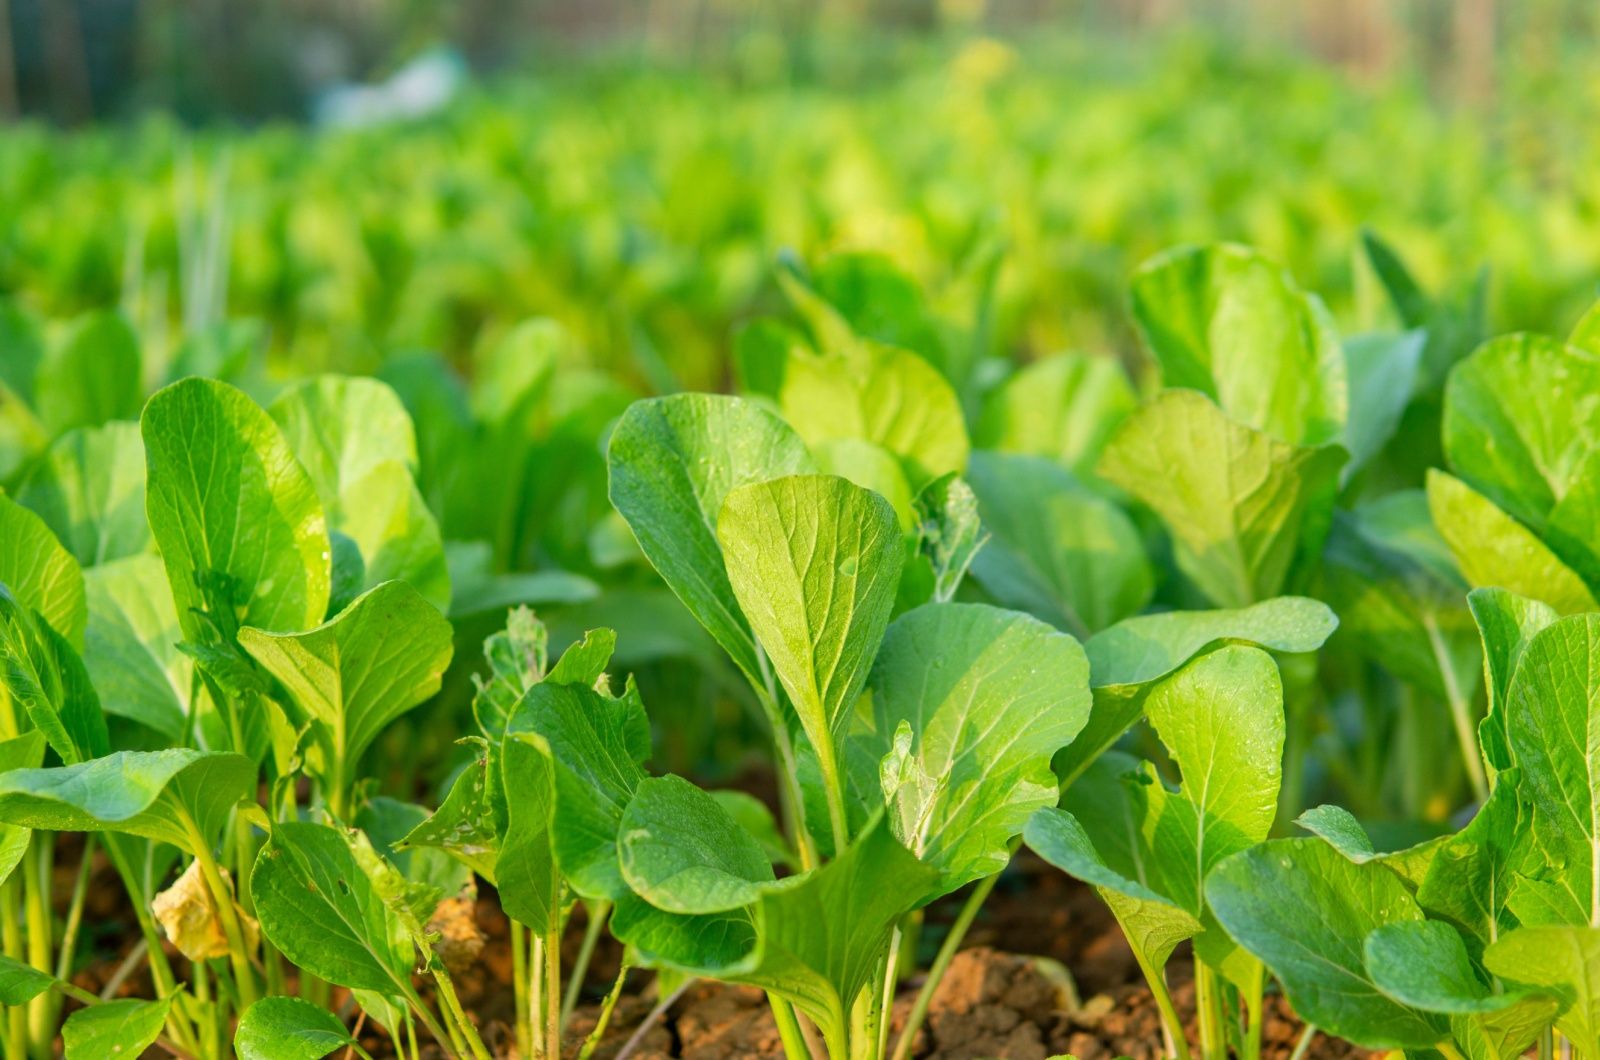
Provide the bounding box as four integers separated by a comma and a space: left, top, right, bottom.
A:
0, 1, 1597, 388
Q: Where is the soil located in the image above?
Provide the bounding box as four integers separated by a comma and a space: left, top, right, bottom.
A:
58, 830, 1371, 1059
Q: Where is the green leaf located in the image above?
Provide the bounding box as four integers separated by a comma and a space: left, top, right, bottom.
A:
1025, 801, 1202, 972
1342, 331, 1425, 478
869, 602, 1090, 890
1361, 229, 1431, 330
1484, 926, 1600, 1055
778, 341, 968, 489
270, 376, 449, 612
1098, 390, 1344, 609
1130, 244, 1347, 446
1503, 615, 1600, 926
236, 996, 360, 1060
355, 797, 470, 898
1293, 805, 1445, 890
0, 491, 86, 646
495, 733, 559, 933
620, 774, 775, 914
1207, 838, 1447, 1049
398, 740, 499, 881
35, 312, 142, 436
974, 353, 1136, 476
82, 555, 191, 741
1416, 771, 1535, 946
0, 732, 45, 885
1058, 596, 1336, 787
1468, 588, 1558, 776
62, 996, 171, 1060
1367, 920, 1558, 1060
1426, 470, 1598, 615
445, 540, 598, 618
911, 474, 986, 604
0, 749, 253, 853
239, 580, 454, 790
142, 377, 331, 640
252, 820, 414, 992
506, 680, 650, 900
813, 439, 914, 531
719, 474, 902, 755
607, 394, 815, 691
1573, 301, 1600, 355
0, 951, 57, 1005
17, 421, 150, 567
0, 583, 107, 762
966, 452, 1151, 637
1443, 334, 1600, 540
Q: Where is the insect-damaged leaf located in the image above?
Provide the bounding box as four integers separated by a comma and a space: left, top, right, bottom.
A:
142, 377, 330, 640
607, 393, 815, 691
870, 602, 1090, 892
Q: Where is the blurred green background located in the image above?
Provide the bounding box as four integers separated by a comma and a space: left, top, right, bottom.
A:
0, 0, 1597, 387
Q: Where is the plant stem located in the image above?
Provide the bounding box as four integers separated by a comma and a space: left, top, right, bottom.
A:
812, 733, 851, 857
891, 872, 997, 1060
615, 976, 694, 1060
1131, 947, 1190, 1060
1240, 961, 1264, 1060
1288, 1024, 1317, 1060
512, 923, 533, 1060
23, 836, 54, 1060
576, 962, 630, 1060
44, 833, 95, 1039
562, 899, 612, 1030
400, 983, 463, 1060
1540, 1026, 1554, 1060
544, 923, 562, 1057
876, 927, 902, 1060
3, 873, 29, 1060
769, 995, 813, 1060
1425, 614, 1490, 804
1195, 964, 1228, 1060
433, 968, 493, 1060
185, 821, 259, 1010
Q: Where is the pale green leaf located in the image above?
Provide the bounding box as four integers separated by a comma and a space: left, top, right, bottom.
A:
870, 602, 1090, 890
35, 313, 142, 437
1131, 244, 1347, 446
17, 421, 150, 567
1293, 804, 1446, 890
1342, 330, 1424, 478
974, 353, 1136, 476
142, 377, 330, 640
1468, 587, 1558, 775
1485, 926, 1600, 1056
1098, 389, 1344, 609
239, 580, 453, 787
82, 555, 190, 740
607, 393, 815, 691
0, 491, 86, 645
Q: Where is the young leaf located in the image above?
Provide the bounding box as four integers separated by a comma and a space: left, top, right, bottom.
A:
869, 602, 1090, 890
270, 376, 449, 612
0, 492, 86, 645
1468, 587, 1558, 775
236, 996, 360, 1060
1059, 596, 1337, 786
35, 312, 142, 436
238, 580, 454, 795
607, 393, 815, 691
0, 749, 253, 853
974, 353, 1136, 477
966, 452, 1152, 636
1208, 838, 1447, 1049
1130, 243, 1347, 446
1342, 330, 1425, 478
1484, 926, 1600, 1056
506, 680, 650, 900
1427, 469, 1598, 615
252, 820, 415, 993
62, 997, 171, 1060
1503, 614, 1600, 926
82, 554, 191, 741
719, 473, 902, 754
0, 951, 57, 1005
1293, 805, 1445, 889
619, 774, 775, 914
778, 341, 968, 490
16, 421, 150, 567
1098, 389, 1345, 609
142, 377, 330, 639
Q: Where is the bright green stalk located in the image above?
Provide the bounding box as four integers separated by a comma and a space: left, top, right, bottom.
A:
3, 874, 28, 1059
769, 995, 813, 1060
42, 834, 95, 1043
181, 815, 258, 1010
433, 968, 492, 1060
544, 923, 562, 1058
1132, 947, 1190, 1060
512, 923, 533, 1059
562, 899, 612, 1030
1288, 1024, 1317, 1060
576, 963, 630, 1060
876, 927, 902, 1060
1239, 961, 1265, 1060
22, 836, 53, 1060
1195, 964, 1227, 1060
